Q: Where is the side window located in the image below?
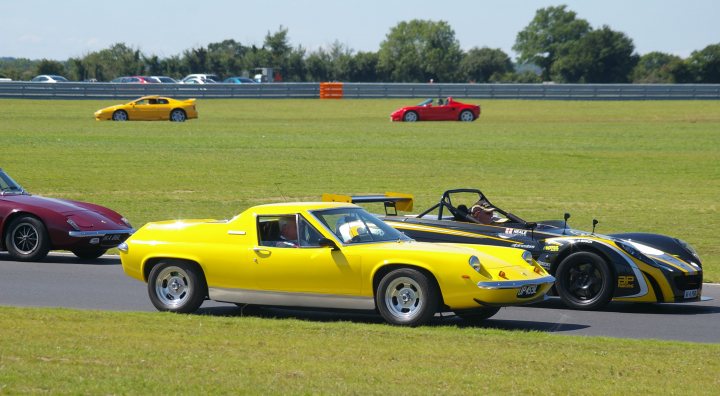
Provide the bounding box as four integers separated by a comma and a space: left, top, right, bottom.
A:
257, 215, 322, 248
298, 217, 322, 247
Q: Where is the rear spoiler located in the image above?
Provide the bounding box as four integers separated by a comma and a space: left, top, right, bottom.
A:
322, 192, 413, 215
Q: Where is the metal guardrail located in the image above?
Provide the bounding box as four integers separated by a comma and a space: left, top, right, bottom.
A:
0, 81, 718, 100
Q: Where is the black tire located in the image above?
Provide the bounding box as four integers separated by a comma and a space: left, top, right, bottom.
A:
4, 216, 50, 261
112, 110, 128, 121
71, 248, 108, 260
147, 261, 206, 313
555, 252, 614, 310
403, 111, 419, 122
170, 109, 186, 122
455, 307, 501, 323
376, 268, 439, 326
459, 110, 475, 122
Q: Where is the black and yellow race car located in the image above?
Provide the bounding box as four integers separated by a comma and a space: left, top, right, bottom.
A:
323, 189, 706, 310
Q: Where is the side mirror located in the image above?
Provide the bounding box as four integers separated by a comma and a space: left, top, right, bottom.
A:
318, 238, 339, 250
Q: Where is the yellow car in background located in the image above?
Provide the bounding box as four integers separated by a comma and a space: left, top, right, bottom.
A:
94, 95, 197, 122
118, 202, 555, 326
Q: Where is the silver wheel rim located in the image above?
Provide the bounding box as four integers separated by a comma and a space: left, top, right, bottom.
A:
171, 110, 185, 122
154, 266, 192, 308
404, 112, 417, 122
113, 111, 127, 121
11, 223, 39, 254
460, 111, 473, 121
384, 276, 424, 320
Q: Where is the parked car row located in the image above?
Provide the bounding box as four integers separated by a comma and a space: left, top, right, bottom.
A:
24, 74, 259, 83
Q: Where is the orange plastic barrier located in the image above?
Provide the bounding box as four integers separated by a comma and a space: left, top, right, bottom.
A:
319, 82, 344, 99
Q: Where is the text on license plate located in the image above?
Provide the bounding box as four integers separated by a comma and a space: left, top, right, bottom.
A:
517, 284, 538, 298
684, 289, 698, 299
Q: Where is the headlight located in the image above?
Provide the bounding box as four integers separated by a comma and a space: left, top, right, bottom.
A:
676, 238, 700, 261
617, 240, 646, 261
522, 250, 534, 265
468, 255, 482, 273
66, 218, 80, 231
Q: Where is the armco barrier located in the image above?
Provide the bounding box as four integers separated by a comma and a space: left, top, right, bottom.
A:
0, 81, 718, 100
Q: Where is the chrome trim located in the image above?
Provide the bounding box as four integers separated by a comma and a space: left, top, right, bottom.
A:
68, 228, 135, 237
477, 275, 556, 290
228, 230, 246, 235
208, 287, 375, 310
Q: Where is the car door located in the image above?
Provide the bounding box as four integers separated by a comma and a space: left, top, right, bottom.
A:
252, 214, 362, 296
131, 99, 157, 120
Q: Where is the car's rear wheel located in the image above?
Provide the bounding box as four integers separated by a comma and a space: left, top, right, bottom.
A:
170, 109, 186, 122
4, 216, 50, 261
112, 110, 128, 121
403, 111, 419, 122
148, 261, 206, 313
376, 268, 439, 326
71, 248, 107, 260
455, 307, 501, 323
555, 252, 614, 310
459, 110, 475, 122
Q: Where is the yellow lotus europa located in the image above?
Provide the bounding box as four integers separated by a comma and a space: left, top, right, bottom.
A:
119, 202, 555, 326
94, 95, 198, 122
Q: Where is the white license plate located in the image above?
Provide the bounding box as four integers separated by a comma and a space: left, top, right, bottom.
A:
517, 284, 538, 298
684, 289, 698, 299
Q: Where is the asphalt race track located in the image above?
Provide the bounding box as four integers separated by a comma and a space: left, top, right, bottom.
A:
1, 253, 718, 343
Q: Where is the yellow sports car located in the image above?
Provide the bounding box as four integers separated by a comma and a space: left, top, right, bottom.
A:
118, 202, 555, 326
94, 95, 198, 122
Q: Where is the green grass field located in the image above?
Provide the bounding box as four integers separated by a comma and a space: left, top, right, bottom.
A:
2, 98, 719, 279
1, 98, 719, 393
1, 306, 719, 395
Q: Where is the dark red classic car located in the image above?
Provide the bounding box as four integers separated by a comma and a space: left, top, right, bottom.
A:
0, 169, 134, 261
390, 97, 481, 122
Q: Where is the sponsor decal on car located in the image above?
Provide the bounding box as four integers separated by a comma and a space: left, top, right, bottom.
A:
618, 275, 635, 288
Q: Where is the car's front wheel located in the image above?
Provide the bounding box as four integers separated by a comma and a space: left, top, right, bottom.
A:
376, 268, 439, 326
459, 110, 475, 121
4, 216, 50, 261
112, 110, 128, 121
403, 111, 419, 122
148, 261, 206, 313
71, 248, 107, 260
170, 109, 186, 122
555, 252, 614, 310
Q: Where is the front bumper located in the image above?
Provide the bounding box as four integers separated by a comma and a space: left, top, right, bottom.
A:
471, 275, 556, 307
68, 228, 135, 247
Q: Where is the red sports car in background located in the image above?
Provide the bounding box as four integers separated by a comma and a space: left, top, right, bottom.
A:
0, 168, 134, 261
390, 97, 481, 122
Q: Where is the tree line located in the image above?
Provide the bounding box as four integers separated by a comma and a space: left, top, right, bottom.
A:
2, 6, 719, 84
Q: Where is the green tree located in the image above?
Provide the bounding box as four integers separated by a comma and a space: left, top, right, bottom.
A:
550, 26, 637, 83
631, 52, 689, 83
687, 43, 720, 83
513, 5, 591, 81
378, 20, 462, 82
459, 47, 513, 83
35, 59, 66, 76
349, 51, 379, 82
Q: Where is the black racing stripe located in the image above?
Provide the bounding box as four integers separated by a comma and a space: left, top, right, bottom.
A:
643, 271, 664, 302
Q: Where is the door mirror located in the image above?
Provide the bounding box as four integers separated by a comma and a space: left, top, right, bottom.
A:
318, 237, 339, 250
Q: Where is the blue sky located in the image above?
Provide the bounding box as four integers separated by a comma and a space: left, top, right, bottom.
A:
1, 0, 717, 60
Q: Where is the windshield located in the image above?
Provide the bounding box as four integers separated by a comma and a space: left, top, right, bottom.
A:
312, 207, 411, 244
417, 98, 432, 106
0, 170, 26, 195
